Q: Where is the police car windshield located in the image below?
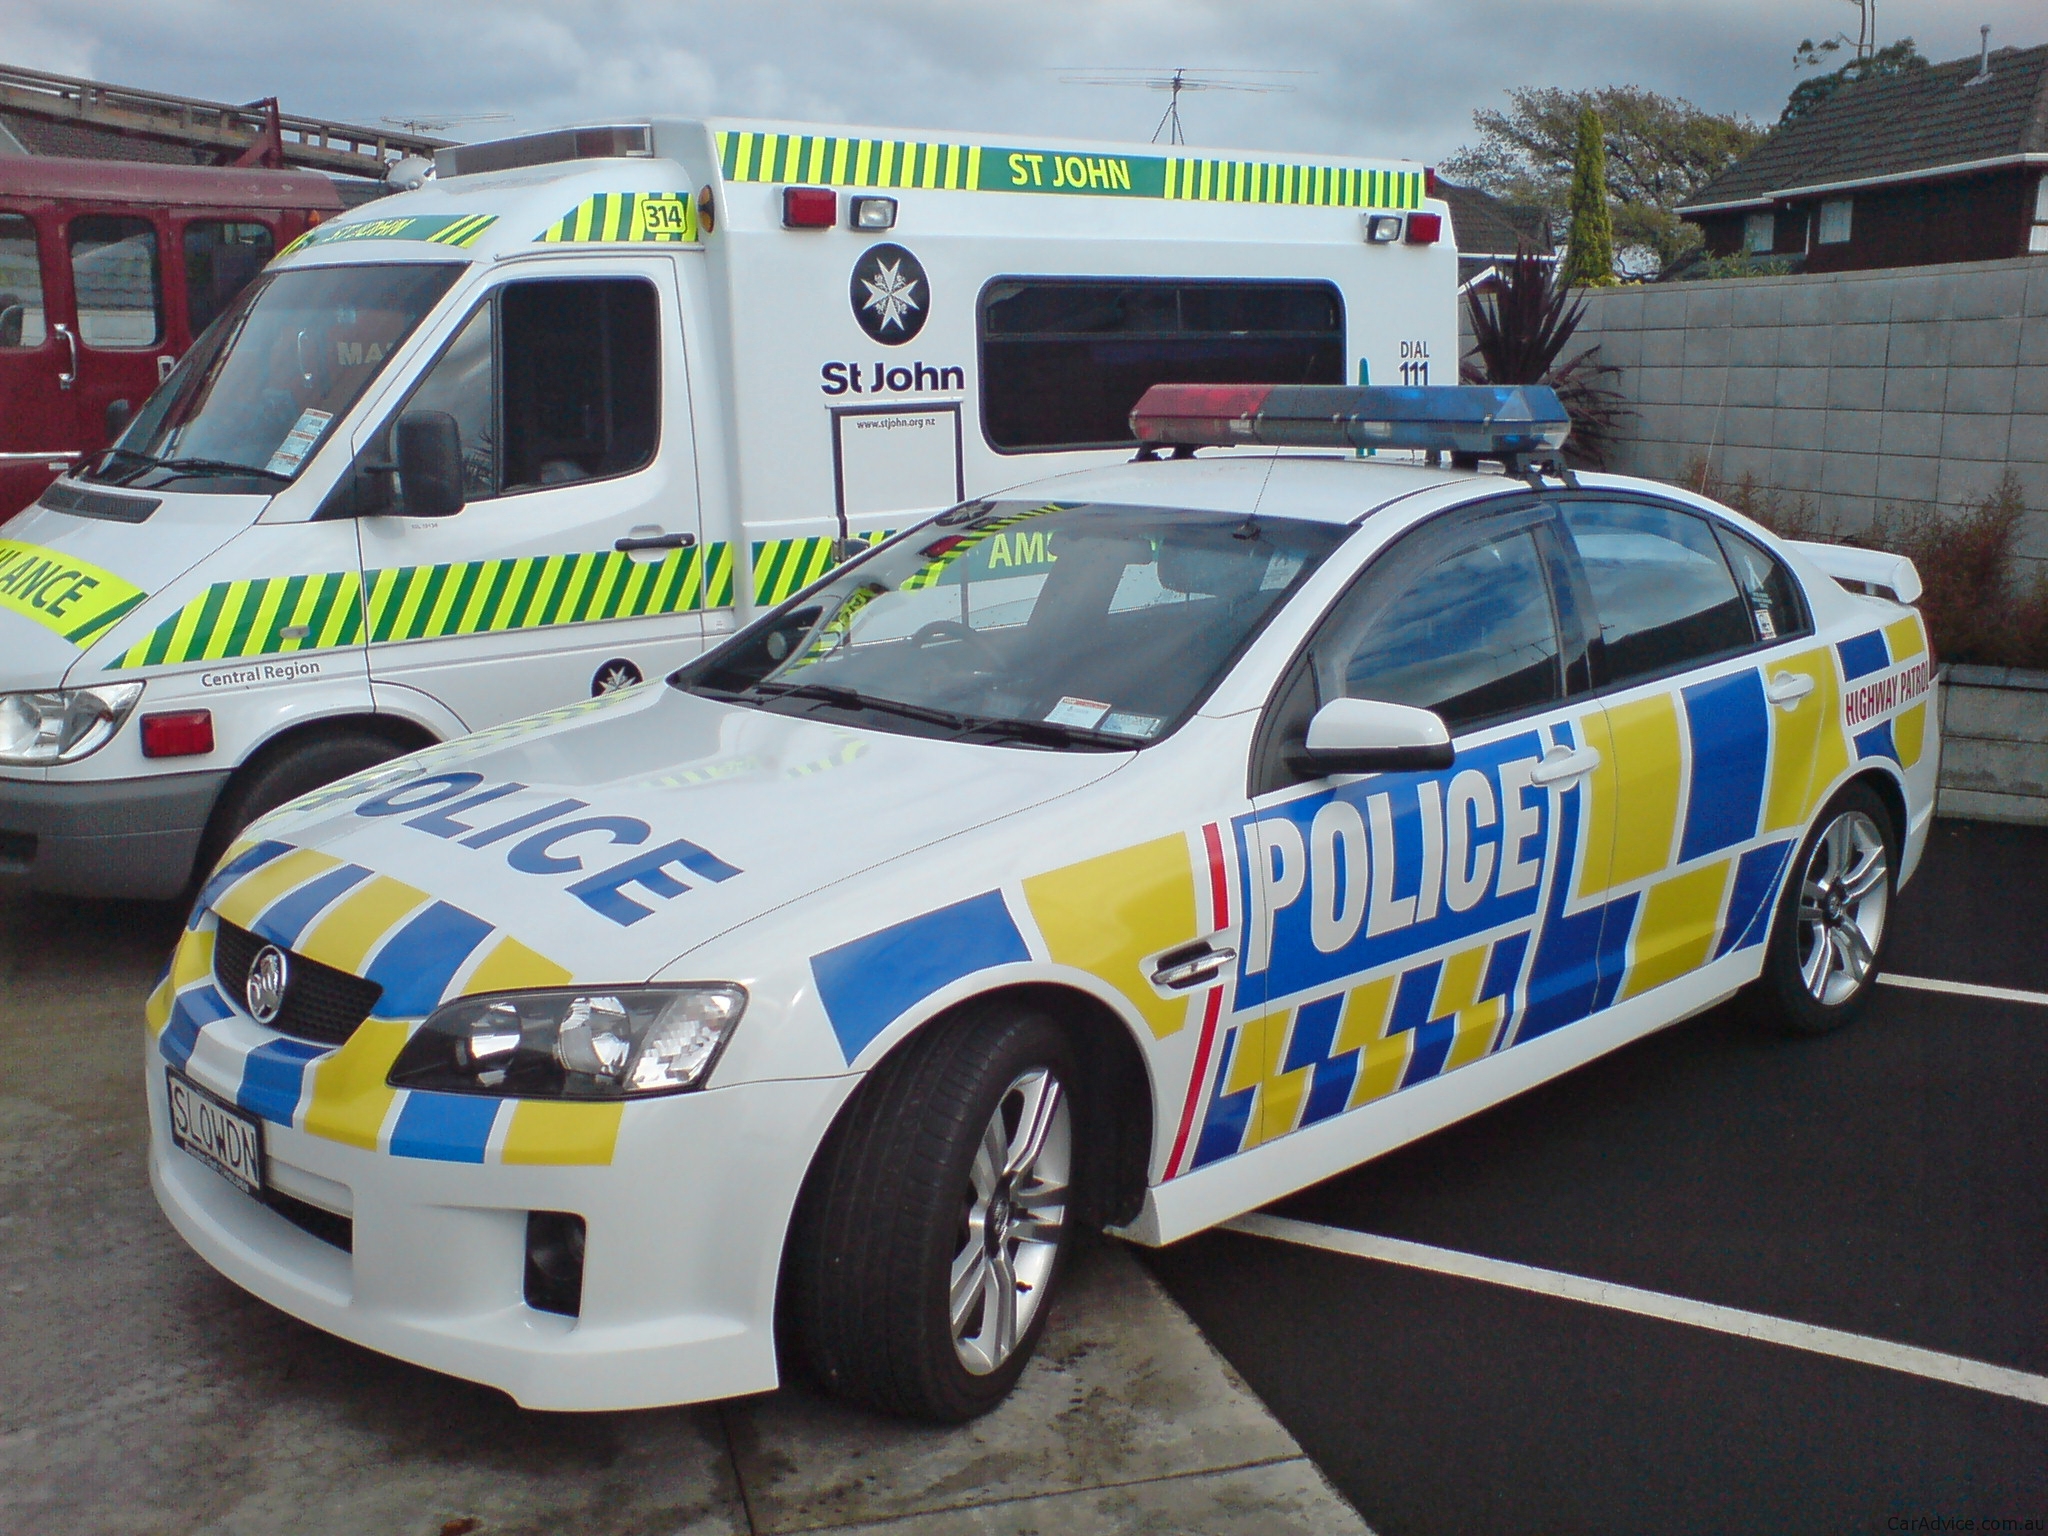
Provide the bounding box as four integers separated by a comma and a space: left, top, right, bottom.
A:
679, 501, 1346, 748
85, 262, 462, 493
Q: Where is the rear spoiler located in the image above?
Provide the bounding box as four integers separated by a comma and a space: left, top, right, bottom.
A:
1789, 540, 1922, 605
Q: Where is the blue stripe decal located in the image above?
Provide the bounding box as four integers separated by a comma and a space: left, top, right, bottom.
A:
1716, 840, 1796, 959
237, 1037, 327, 1125
1853, 718, 1899, 764
160, 984, 235, 1070
251, 864, 374, 948
365, 901, 496, 1018
1191, 1029, 1255, 1170
1392, 963, 1453, 1088
1679, 669, 1770, 863
1283, 994, 1348, 1127
1836, 631, 1890, 682
810, 890, 1031, 1064
192, 839, 294, 928
1516, 718, 1608, 1042
388, 1091, 502, 1163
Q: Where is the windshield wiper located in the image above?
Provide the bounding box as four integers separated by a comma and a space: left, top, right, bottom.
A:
735, 680, 973, 730
97, 448, 291, 486
954, 714, 1144, 751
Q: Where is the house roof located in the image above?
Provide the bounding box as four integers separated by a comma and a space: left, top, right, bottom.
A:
1680, 41, 2048, 213
1436, 179, 1553, 256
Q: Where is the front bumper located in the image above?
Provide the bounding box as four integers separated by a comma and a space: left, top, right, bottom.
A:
0, 770, 228, 899
146, 1041, 853, 1411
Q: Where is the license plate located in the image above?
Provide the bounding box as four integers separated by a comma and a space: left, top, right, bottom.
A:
166, 1067, 266, 1198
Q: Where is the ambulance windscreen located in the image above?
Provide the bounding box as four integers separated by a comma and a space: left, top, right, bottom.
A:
677, 501, 1347, 749
83, 262, 462, 494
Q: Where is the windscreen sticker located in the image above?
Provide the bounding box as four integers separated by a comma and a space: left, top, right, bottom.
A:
1102, 711, 1164, 738
278, 213, 497, 257
718, 131, 1424, 210
537, 191, 699, 243
263, 409, 332, 476
0, 538, 149, 648
1046, 696, 1111, 729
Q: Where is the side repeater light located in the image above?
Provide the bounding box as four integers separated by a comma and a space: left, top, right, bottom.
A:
782, 187, 837, 228
140, 709, 214, 759
1129, 383, 1572, 457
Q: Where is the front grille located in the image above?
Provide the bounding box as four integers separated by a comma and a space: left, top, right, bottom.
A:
213, 919, 383, 1047
37, 481, 160, 522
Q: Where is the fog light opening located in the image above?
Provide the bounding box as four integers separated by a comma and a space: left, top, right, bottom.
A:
524, 1210, 586, 1317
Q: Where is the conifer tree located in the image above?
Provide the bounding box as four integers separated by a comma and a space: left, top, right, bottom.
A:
1561, 106, 1617, 287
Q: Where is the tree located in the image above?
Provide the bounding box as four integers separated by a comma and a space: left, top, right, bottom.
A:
1441, 86, 1764, 273
1561, 107, 1617, 287
1782, 36, 1926, 124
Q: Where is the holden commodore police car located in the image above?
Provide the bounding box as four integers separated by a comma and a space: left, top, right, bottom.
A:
146, 385, 1937, 1422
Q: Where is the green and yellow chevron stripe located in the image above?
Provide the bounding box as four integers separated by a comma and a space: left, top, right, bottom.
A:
716, 131, 1422, 210
109, 570, 363, 670
750, 531, 891, 607
537, 192, 698, 244
365, 543, 732, 642
280, 213, 498, 258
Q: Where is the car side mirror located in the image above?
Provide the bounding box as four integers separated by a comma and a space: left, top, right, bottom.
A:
105, 398, 133, 438
1289, 697, 1455, 776
395, 409, 465, 518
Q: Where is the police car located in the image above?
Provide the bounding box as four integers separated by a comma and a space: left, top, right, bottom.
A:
146, 385, 1937, 1421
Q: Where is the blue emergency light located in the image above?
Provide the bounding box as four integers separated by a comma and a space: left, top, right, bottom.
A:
1129, 383, 1571, 457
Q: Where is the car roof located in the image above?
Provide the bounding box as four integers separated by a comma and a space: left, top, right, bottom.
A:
988, 452, 1511, 526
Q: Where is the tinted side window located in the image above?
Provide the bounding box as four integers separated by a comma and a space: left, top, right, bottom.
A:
1563, 500, 1752, 687
1325, 529, 1563, 734
1715, 524, 1811, 645
0, 214, 46, 349
499, 277, 658, 489
979, 279, 1343, 451
183, 221, 275, 337
69, 215, 161, 348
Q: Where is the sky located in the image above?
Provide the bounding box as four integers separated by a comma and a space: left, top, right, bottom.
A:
3, 0, 2043, 167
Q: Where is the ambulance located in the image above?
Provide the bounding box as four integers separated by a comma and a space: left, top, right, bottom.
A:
0, 118, 1453, 899
146, 381, 1937, 1422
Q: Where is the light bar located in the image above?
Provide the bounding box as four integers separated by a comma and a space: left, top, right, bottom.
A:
436, 125, 653, 179
1129, 383, 1571, 456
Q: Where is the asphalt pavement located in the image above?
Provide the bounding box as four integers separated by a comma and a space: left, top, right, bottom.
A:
1147, 818, 2048, 1536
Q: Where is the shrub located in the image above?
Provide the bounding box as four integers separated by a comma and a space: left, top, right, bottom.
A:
1463, 250, 1634, 468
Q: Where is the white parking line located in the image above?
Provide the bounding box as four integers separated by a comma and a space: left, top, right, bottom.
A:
1223, 1213, 2048, 1409
1880, 973, 2048, 1008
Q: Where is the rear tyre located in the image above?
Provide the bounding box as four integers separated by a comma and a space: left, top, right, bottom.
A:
788, 1003, 1077, 1422
193, 728, 413, 887
1752, 781, 1897, 1036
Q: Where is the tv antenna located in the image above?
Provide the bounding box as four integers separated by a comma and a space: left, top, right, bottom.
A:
381, 111, 513, 136
1055, 68, 1307, 145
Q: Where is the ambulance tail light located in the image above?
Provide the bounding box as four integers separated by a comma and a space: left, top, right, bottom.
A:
783, 187, 837, 228
1405, 211, 1444, 245
1129, 383, 1571, 456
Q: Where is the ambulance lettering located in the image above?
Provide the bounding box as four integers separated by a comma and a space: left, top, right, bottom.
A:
1239, 731, 1551, 1002
820, 361, 966, 395
354, 773, 741, 926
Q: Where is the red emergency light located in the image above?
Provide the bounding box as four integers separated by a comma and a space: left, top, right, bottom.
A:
1405, 211, 1443, 245
782, 187, 837, 228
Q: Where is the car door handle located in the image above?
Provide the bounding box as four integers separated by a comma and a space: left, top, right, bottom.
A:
1149, 940, 1237, 991
54, 323, 77, 390
614, 531, 696, 552
1766, 671, 1816, 709
1528, 744, 1601, 786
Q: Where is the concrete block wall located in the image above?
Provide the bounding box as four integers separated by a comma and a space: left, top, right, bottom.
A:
1464, 256, 2048, 567
1938, 666, 2048, 825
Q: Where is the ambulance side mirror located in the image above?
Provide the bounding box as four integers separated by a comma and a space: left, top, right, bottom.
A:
1291, 697, 1454, 775
395, 410, 465, 518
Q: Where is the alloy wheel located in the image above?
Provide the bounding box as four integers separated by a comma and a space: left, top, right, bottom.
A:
1795, 809, 1890, 1007
950, 1066, 1070, 1375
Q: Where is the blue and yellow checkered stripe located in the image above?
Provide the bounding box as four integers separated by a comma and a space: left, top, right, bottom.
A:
151, 838, 620, 1167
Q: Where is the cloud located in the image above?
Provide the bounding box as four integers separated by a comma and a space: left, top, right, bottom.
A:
6, 0, 2043, 165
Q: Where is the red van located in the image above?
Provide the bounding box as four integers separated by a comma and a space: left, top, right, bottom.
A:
0, 155, 343, 516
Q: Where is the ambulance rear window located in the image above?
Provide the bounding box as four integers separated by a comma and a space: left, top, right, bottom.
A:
978, 278, 1343, 453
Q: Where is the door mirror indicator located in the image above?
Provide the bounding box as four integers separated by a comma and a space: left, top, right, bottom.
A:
1290, 697, 1454, 775
394, 409, 465, 518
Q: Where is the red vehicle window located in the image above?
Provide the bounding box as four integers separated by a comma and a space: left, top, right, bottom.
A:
183, 220, 274, 338
69, 214, 162, 349
0, 213, 46, 349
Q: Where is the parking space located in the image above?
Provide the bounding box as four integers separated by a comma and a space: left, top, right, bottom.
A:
1147, 819, 2048, 1536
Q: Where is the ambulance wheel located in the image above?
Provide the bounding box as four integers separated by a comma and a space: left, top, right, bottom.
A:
194, 727, 412, 887
788, 1003, 1077, 1422
1753, 782, 1896, 1036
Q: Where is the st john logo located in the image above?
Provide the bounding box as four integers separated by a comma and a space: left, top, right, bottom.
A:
850, 243, 928, 345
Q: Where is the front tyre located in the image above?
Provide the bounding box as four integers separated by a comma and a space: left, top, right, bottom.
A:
788, 1004, 1076, 1422
1753, 782, 1896, 1035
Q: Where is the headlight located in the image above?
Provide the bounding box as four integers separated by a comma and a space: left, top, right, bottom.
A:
0, 683, 144, 765
387, 985, 747, 1099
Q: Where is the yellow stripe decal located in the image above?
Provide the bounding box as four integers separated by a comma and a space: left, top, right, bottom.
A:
302, 1019, 411, 1150
211, 847, 343, 932
500, 1101, 624, 1166
1022, 835, 1199, 1041
1605, 693, 1685, 889
1623, 859, 1734, 1000
296, 875, 431, 977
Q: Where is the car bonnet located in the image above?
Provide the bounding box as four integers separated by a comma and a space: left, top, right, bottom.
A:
199, 682, 1133, 993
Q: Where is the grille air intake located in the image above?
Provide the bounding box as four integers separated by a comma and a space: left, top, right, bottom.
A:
213, 920, 383, 1047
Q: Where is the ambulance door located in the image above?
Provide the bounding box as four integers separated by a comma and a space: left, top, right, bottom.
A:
1555, 495, 1818, 1005
353, 255, 705, 730
1230, 502, 1616, 1163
